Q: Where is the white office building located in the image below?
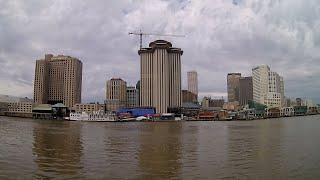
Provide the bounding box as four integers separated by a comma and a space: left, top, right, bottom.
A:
252, 65, 285, 108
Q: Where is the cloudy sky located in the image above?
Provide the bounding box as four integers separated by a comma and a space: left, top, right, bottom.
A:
1, 0, 320, 103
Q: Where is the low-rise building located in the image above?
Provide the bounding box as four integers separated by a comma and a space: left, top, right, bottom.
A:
223, 101, 240, 111
73, 103, 105, 113
7, 102, 33, 118
0, 102, 8, 115
201, 97, 224, 108
182, 90, 197, 104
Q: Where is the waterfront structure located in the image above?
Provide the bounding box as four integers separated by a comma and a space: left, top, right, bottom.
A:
239, 76, 253, 106
223, 101, 240, 111
139, 40, 183, 113
73, 103, 105, 113
0, 102, 8, 115
126, 86, 138, 107
252, 65, 284, 108
0, 95, 34, 117
7, 102, 33, 118
106, 78, 127, 112
182, 90, 197, 104
33, 54, 82, 108
227, 73, 241, 102
187, 71, 198, 99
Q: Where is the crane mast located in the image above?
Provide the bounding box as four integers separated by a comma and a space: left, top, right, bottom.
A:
129, 30, 185, 49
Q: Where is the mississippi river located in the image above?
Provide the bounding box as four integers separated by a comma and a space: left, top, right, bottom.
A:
0, 115, 320, 179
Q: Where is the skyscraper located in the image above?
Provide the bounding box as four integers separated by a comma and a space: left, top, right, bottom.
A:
139, 40, 183, 113
227, 73, 241, 102
252, 65, 269, 105
34, 54, 82, 107
239, 76, 253, 106
187, 71, 198, 99
106, 78, 127, 111
252, 65, 285, 108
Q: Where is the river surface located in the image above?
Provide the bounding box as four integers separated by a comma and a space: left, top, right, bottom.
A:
0, 115, 320, 179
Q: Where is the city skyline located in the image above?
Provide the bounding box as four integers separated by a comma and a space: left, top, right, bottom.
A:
1, 1, 320, 103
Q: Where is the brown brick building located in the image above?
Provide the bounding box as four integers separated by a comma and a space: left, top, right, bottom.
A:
106, 78, 127, 111
182, 90, 197, 104
227, 73, 241, 102
239, 76, 253, 106
34, 54, 82, 107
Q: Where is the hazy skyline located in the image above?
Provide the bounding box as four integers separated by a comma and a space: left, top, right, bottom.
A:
1, 0, 320, 103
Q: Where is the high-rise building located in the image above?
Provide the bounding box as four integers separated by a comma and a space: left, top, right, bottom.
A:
252, 65, 285, 108
126, 86, 138, 107
106, 78, 127, 111
187, 71, 198, 99
239, 76, 253, 106
252, 65, 269, 105
139, 40, 183, 113
34, 54, 82, 107
227, 73, 241, 102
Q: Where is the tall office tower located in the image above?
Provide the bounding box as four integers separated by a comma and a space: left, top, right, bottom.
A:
34, 54, 82, 107
139, 40, 183, 113
239, 76, 253, 106
227, 73, 241, 102
126, 86, 138, 107
106, 78, 127, 111
252, 65, 269, 105
252, 65, 285, 108
187, 71, 198, 99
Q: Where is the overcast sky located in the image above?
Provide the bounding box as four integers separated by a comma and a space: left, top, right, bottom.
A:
1, 0, 320, 103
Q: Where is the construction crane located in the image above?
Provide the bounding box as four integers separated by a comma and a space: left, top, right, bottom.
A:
129, 30, 185, 49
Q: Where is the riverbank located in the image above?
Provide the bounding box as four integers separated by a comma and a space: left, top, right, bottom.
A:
1, 113, 319, 122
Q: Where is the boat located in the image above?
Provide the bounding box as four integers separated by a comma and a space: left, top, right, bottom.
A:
160, 113, 175, 120
69, 111, 117, 122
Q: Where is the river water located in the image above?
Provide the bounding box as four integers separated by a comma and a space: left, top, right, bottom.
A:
0, 115, 320, 179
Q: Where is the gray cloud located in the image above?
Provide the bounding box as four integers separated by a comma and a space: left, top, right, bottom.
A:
0, 0, 319, 103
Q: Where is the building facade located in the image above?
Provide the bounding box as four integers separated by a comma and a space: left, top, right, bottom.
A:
227, 73, 241, 102
106, 78, 127, 111
201, 97, 224, 108
182, 90, 197, 104
252, 65, 284, 108
126, 86, 138, 107
139, 40, 183, 113
73, 103, 105, 113
239, 76, 253, 106
136, 81, 140, 106
7, 102, 33, 113
34, 54, 82, 107
210, 98, 225, 108
187, 71, 198, 99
